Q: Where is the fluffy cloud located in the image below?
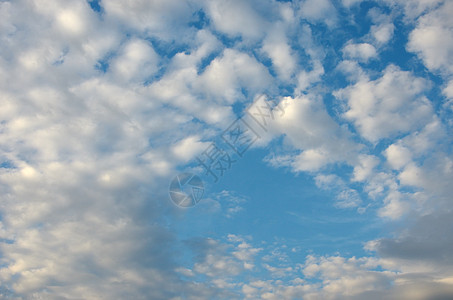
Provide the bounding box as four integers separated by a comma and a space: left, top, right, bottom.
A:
443, 79, 453, 110
315, 174, 362, 209
367, 8, 395, 45
335, 65, 433, 143
407, 1, 453, 74
383, 0, 444, 21
352, 154, 380, 182
384, 144, 412, 170
109, 39, 159, 83
204, 0, 270, 40
341, 0, 363, 8
1, 0, 453, 299
299, 0, 337, 27
102, 0, 196, 40
265, 95, 360, 172
197, 49, 273, 104
0, 1, 231, 298
262, 25, 297, 81
343, 42, 377, 62
371, 23, 395, 45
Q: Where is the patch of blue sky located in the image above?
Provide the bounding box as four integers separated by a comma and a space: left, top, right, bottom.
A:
0, 161, 14, 169
94, 58, 109, 73
171, 144, 383, 261
145, 37, 191, 60
188, 9, 210, 30
86, 0, 102, 14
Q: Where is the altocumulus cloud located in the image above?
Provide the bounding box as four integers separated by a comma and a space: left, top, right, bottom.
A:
1, 0, 453, 299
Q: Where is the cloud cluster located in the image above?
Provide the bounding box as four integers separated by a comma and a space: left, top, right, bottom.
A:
335, 65, 433, 143
407, 1, 453, 75
1, 0, 452, 299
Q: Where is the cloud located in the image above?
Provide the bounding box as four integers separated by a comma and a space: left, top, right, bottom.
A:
352, 154, 380, 182
219, 191, 248, 218
204, 0, 270, 40
443, 79, 453, 110
266, 95, 360, 172
343, 42, 378, 62
315, 174, 363, 209
262, 24, 297, 81
372, 212, 453, 265
444, 80, 453, 98
336, 60, 367, 82
171, 136, 210, 162
296, 60, 325, 92
377, 190, 409, 219
335, 65, 433, 143
384, 144, 412, 170
383, 0, 444, 21
1, 0, 453, 299
102, 0, 196, 40
0, 1, 226, 298
299, 0, 337, 27
407, 1, 453, 75
109, 39, 159, 83
367, 8, 395, 46
371, 23, 395, 45
185, 235, 262, 279
363, 211, 453, 300
197, 48, 273, 104
341, 0, 363, 8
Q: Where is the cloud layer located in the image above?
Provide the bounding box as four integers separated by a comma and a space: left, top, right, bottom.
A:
1, 0, 452, 299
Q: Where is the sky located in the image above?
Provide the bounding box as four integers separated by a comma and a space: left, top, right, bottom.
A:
0, 0, 453, 299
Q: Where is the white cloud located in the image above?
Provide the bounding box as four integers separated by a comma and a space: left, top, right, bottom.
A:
371, 23, 395, 45
293, 148, 330, 172
171, 136, 210, 162
147, 43, 272, 126
204, 0, 269, 39
342, 0, 364, 8
443, 79, 453, 99
335, 189, 362, 208
379, 119, 452, 208
336, 60, 367, 82
214, 190, 248, 219
367, 8, 395, 46
343, 42, 378, 62
102, 0, 196, 40
378, 190, 409, 219
383, 0, 444, 21
110, 39, 159, 83
1, 0, 453, 299
197, 49, 273, 104
148, 46, 264, 126
335, 65, 433, 143
299, 0, 337, 27
266, 95, 360, 172
262, 24, 297, 81
296, 60, 325, 92
315, 174, 362, 209
407, 1, 453, 74
384, 144, 412, 170
0, 1, 237, 297
186, 236, 261, 278
443, 79, 453, 110
352, 154, 380, 182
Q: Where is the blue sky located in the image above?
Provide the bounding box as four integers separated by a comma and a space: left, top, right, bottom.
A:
1, 0, 453, 299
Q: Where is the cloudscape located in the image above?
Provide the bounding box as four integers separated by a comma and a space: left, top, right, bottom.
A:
1, 0, 453, 299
